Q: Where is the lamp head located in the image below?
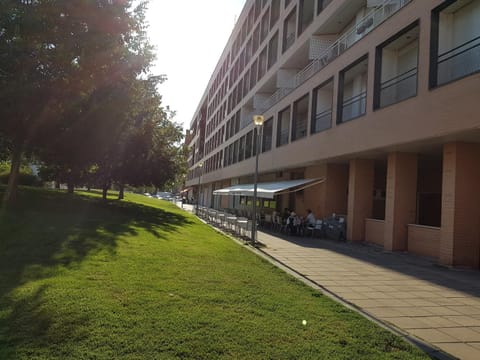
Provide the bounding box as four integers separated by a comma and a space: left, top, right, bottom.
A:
198, 162, 203, 168
253, 115, 264, 126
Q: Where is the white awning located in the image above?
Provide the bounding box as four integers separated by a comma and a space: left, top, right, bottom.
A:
213, 178, 324, 199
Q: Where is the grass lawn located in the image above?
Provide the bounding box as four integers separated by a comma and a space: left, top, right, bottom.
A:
0, 187, 429, 359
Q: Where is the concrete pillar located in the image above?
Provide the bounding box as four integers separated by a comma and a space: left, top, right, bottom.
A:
323, 164, 349, 217
384, 153, 418, 251
440, 143, 480, 268
304, 165, 327, 218
347, 159, 374, 241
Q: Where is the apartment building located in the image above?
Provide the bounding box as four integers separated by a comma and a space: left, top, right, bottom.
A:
184, 0, 480, 269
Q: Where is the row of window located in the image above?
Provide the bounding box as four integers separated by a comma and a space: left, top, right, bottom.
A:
191, 0, 480, 179
205, 0, 332, 144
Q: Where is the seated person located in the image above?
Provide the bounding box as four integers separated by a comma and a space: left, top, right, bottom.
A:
305, 209, 316, 226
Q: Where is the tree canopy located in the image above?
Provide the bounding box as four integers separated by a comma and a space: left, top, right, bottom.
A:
0, 0, 185, 204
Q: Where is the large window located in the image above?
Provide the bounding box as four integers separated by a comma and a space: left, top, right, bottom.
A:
374, 22, 419, 109
267, 32, 279, 69
239, 135, 245, 162
277, 106, 291, 147
258, 46, 268, 79
298, 0, 314, 35
245, 131, 253, 159
270, 0, 280, 29
262, 117, 273, 153
260, 10, 270, 43
317, 0, 333, 15
430, 0, 480, 87
311, 78, 333, 134
337, 56, 368, 123
282, 8, 297, 53
292, 94, 309, 141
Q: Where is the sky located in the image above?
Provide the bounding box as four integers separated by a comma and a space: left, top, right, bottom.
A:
145, 0, 246, 131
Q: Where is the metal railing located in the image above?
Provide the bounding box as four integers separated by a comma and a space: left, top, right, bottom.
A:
379, 67, 417, 108
437, 35, 480, 86
311, 109, 332, 133
261, 87, 294, 111
341, 91, 367, 122
260, 0, 411, 112
277, 128, 289, 146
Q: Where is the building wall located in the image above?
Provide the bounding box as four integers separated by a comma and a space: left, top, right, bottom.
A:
185, 0, 480, 268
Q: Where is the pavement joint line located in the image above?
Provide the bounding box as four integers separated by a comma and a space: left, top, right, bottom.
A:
182, 205, 458, 359
250, 244, 457, 360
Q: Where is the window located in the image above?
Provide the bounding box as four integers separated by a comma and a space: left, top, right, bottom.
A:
239, 135, 245, 162
317, 0, 333, 15
270, 0, 280, 29
245, 131, 253, 159
282, 8, 297, 53
262, 117, 273, 153
277, 106, 291, 147
268, 32, 279, 69
298, 0, 314, 35
430, 0, 480, 87
337, 55, 368, 123
374, 22, 419, 109
292, 94, 309, 141
260, 10, 270, 43
258, 46, 268, 79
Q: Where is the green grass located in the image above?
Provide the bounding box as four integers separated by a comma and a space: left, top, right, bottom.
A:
0, 187, 429, 359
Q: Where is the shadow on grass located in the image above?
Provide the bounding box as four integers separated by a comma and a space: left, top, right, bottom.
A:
0, 186, 193, 357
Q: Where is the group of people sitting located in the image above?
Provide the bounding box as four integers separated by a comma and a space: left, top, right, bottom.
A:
271, 208, 316, 235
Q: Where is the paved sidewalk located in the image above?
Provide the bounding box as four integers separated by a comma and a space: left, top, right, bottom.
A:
257, 231, 480, 360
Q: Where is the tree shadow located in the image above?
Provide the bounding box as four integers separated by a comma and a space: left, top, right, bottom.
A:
0, 187, 194, 356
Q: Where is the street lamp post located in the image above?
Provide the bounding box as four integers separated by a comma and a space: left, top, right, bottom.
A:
251, 115, 264, 244
196, 162, 203, 215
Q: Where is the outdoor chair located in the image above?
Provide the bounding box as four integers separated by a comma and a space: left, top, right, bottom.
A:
264, 214, 272, 229
307, 219, 324, 237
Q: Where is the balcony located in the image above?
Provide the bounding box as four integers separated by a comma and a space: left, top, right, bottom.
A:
260, 0, 411, 113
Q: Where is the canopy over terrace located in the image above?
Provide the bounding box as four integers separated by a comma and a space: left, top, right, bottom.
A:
213, 179, 324, 199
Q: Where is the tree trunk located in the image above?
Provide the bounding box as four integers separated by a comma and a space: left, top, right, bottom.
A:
67, 182, 74, 194
2, 143, 23, 207
118, 183, 124, 200
102, 184, 109, 200
55, 181, 60, 189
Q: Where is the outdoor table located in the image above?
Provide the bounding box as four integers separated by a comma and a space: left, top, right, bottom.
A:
216, 212, 225, 226
235, 218, 248, 235
226, 215, 237, 231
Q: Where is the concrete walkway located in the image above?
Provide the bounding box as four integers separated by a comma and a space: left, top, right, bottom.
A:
257, 231, 480, 360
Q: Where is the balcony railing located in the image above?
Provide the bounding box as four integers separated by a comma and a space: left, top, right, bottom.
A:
260, 0, 411, 112
379, 67, 417, 108
311, 109, 332, 133
437, 35, 480, 86
341, 91, 366, 122
277, 128, 289, 146
261, 87, 294, 111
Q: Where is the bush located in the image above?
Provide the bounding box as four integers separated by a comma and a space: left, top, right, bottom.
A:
0, 173, 42, 187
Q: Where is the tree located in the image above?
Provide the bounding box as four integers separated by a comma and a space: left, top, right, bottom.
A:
102, 77, 185, 200
0, 0, 153, 205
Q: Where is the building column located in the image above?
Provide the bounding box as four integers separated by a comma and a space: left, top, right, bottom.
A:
440, 143, 480, 268
347, 159, 374, 242
323, 164, 349, 217
384, 153, 418, 251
